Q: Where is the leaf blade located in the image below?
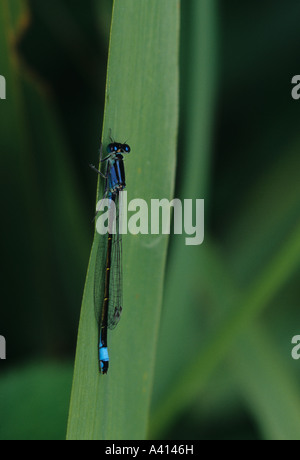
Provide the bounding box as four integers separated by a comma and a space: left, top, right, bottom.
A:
67, 0, 179, 440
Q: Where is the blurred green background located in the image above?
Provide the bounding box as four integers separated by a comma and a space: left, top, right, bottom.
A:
1, 0, 300, 440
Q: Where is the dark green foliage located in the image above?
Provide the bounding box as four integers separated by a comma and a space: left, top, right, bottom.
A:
1, 0, 300, 440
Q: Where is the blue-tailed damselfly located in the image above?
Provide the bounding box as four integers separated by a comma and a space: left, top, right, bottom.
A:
90, 140, 130, 374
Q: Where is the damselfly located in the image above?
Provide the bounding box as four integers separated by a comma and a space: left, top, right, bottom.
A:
90, 140, 130, 374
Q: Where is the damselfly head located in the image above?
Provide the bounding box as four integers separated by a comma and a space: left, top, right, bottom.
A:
107, 142, 131, 154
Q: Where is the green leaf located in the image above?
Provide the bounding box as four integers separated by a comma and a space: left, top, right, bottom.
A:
67, 0, 179, 440
0, 362, 73, 440
150, 216, 300, 437
233, 325, 300, 441
197, 241, 300, 441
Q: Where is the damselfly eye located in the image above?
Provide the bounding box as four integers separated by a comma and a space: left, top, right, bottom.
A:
107, 143, 115, 153
123, 144, 131, 153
